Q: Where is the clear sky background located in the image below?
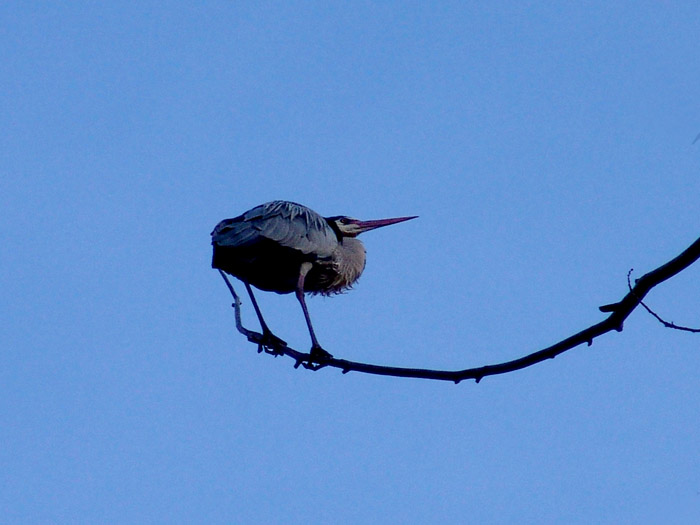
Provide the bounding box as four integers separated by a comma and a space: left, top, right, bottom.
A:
2, 2, 699, 523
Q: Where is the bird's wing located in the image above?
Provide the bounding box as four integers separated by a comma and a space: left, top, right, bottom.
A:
211, 201, 337, 257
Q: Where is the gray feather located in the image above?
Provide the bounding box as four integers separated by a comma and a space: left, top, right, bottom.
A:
212, 201, 337, 257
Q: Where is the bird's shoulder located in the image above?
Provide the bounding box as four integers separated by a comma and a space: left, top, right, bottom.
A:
211, 201, 338, 256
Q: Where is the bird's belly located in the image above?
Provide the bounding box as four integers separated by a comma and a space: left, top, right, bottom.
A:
212, 241, 320, 294
304, 264, 344, 295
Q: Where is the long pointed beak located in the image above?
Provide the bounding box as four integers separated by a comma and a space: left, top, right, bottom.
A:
354, 215, 418, 234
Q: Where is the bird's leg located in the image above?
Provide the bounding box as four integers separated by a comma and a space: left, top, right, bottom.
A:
296, 263, 333, 362
244, 282, 287, 351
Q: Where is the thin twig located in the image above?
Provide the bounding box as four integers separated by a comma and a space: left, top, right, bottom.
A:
218, 270, 256, 340
625, 269, 700, 333
219, 235, 700, 383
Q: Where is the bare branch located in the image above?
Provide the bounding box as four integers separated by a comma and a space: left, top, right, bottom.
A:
219, 235, 700, 383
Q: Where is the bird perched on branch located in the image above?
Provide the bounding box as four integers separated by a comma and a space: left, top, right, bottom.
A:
212, 200, 417, 359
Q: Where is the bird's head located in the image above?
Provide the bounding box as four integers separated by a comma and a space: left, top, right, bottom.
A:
327, 214, 418, 238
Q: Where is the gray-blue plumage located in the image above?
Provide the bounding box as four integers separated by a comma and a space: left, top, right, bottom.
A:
213, 200, 337, 260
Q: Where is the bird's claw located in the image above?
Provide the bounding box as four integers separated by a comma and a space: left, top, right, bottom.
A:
257, 331, 287, 355
294, 345, 333, 370
309, 345, 333, 362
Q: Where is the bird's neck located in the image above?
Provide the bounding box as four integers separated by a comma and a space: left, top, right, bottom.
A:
333, 237, 366, 291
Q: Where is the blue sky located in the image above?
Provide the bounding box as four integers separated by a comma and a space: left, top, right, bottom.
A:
2, 2, 699, 523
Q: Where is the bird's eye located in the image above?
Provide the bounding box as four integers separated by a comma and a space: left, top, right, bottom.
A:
340, 218, 350, 225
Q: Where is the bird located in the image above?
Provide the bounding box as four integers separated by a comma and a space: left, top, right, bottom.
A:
211, 200, 417, 359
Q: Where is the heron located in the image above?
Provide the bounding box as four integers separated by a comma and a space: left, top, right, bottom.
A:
211, 200, 417, 359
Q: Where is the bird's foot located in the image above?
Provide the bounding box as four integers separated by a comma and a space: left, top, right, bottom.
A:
309, 345, 333, 362
293, 345, 333, 370
257, 330, 287, 355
